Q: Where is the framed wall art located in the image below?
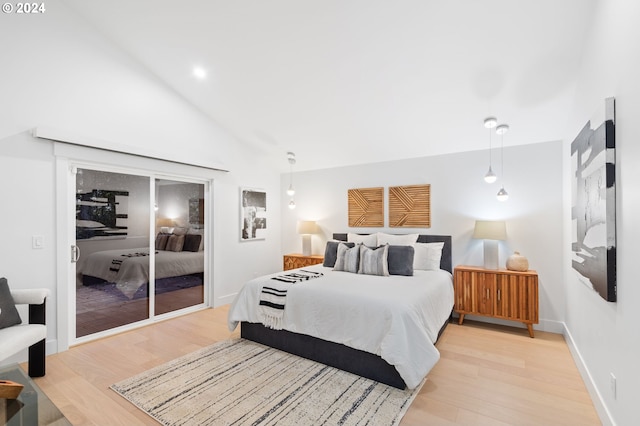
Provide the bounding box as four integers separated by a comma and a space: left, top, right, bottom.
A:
240, 187, 267, 241
570, 97, 616, 302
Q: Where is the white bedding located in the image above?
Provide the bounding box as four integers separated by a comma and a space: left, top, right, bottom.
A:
79, 247, 204, 298
228, 264, 454, 389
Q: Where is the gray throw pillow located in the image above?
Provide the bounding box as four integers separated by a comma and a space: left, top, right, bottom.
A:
359, 244, 389, 276
0, 277, 22, 330
334, 243, 360, 273
155, 233, 170, 250
323, 241, 355, 267
388, 245, 415, 276
166, 234, 185, 252
183, 234, 202, 252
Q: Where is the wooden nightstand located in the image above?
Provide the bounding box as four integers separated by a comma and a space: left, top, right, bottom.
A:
283, 254, 324, 271
453, 265, 539, 337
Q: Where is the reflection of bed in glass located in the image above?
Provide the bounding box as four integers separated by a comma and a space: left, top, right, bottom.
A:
79, 247, 204, 299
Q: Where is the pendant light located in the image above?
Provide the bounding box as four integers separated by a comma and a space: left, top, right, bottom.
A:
483, 117, 498, 183
286, 151, 296, 209
495, 124, 509, 201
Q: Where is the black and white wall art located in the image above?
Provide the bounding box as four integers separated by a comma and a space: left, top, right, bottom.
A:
571, 97, 616, 302
76, 189, 129, 240
240, 188, 267, 241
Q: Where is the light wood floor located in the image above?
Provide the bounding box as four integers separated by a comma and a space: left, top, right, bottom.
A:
27, 306, 601, 425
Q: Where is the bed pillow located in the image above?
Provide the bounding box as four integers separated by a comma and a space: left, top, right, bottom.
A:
376, 232, 419, 246
323, 241, 355, 267
187, 228, 205, 251
347, 233, 377, 247
166, 234, 185, 252
414, 242, 445, 270
0, 278, 22, 330
358, 244, 389, 276
183, 234, 202, 252
172, 227, 189, 236
333, 243, 360, 273
387, 245, 415, 276
155, 233, 170, 250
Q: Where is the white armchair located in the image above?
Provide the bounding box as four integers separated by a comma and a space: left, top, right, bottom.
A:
0, 288, 49, 377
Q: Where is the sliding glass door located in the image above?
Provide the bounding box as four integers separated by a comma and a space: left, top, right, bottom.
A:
75, 168, 151, 337
73, 167, 207, 340
154, 179, 205, 315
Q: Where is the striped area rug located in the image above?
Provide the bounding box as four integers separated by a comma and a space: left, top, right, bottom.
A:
111, 339, 423, 426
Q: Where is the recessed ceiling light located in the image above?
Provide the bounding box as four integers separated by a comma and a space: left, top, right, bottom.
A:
193, 67, 207, 79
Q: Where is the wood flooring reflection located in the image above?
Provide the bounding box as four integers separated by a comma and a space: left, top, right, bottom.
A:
76, 285, 203, 337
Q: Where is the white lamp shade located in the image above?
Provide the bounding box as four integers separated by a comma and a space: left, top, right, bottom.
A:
297, 220, 317, 234
473, 220, 506, 240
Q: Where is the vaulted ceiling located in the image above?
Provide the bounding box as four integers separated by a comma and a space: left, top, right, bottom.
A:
63, 0, 596, 171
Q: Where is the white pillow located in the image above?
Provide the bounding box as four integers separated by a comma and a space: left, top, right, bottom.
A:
172, 227, 189, 236
347, 233, 377, 247
376, 232, 419, 246
413, 242, 444, 270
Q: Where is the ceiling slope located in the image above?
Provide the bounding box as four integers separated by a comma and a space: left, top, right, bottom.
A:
63, 0, 596, 171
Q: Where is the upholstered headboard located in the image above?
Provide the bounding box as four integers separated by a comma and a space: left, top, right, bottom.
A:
332, 233, 453, 273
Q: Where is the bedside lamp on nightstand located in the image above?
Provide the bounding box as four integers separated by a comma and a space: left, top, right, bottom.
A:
473, 220, 506, 269
297, 220, 318, 256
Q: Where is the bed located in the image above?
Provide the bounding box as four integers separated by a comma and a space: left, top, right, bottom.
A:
227, 233, 453, 389
79, 247, 204, 299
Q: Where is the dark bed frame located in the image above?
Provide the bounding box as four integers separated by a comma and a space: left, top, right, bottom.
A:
241, 233, 453, 389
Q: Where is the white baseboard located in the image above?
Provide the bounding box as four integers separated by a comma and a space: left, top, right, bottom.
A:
452, 313, 564, 334
563, 323, 615, 426
214, 292, 238, 307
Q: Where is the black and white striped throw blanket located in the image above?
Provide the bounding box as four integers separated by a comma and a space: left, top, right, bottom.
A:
259, 270, 323, 329
109, 251, 156, 272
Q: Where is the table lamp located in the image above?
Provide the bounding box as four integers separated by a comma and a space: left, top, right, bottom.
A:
473, 220, 507, 269
297, 220, 317, 256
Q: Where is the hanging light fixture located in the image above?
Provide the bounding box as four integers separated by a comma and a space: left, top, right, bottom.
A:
286, 152, 295, 196
483, 117, 498, 183
495, 124, 509, 201
286, 151, 296, 209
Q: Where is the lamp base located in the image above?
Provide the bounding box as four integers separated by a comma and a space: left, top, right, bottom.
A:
301, 234, 312, 256
483, 240, 499, 270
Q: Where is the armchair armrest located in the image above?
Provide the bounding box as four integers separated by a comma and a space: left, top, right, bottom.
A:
10, 289, 49, 305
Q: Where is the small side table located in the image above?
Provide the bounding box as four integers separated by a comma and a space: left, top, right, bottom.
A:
283, 254, 324, 271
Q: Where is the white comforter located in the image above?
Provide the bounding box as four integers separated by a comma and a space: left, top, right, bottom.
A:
228, 264, 454, 389
80, 248, 204, 298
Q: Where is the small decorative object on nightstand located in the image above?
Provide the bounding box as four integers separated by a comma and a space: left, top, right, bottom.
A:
506, 251, 529, 271
283, 254, 324, 271
453, 265, 539, 337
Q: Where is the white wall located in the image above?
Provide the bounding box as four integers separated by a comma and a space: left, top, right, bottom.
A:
563, 1, 640, 424
281, 141, 565, 329
0, 2, 282, 363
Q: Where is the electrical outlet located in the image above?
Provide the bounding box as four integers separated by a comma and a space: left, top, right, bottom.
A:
610, 373, 617, 400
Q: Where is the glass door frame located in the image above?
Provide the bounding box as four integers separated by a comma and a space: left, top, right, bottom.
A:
65, 161, 211, 347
